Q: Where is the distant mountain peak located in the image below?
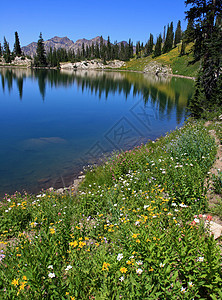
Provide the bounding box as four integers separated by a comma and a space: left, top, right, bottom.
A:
21, 35, 125, 57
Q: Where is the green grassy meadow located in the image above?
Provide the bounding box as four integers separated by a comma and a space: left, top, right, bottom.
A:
121, 43, 200, 78
0, 120, 221, 299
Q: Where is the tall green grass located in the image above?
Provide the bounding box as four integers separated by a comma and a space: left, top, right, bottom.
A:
122, 43, 200, 78
0, 121, 221, 299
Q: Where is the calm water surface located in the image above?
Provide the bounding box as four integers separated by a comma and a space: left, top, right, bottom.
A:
0, 68, 194, 196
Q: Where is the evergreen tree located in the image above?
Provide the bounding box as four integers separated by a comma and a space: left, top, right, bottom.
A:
119, 42, 126, 61
180, 39, 186, 56
34, 33, 47, 67
145, 33, 154, 56
169, 22, 174, 48
76, 48, 81, 61
128, 38, 134, 58
0, 43, 2, 56
123, 39, 133, 61
53, 48, 59, 66
99, 35, 104, 59
3, 37, 11, 63
163, 22, 174, 53
90, 42, 95, 58
185, 0, 222, 116
81, 42, 85, 58
47, 47, 59, 67
86, 45, 90, 59
13, 31, 22, 56
174, 20, 182, 46
136, 41, 141, 58
113, 41, 119, 59
99, 36, 106, 63
124, 42, 130, 61
153, 34, 162, 57
149, 34, 154, 55
184, 19, 195, 44
107, 36, 111, 60
163, 26, 166, 43
95, 42, 100, 58
141, 42, 144, 52
68, 49, 75, 62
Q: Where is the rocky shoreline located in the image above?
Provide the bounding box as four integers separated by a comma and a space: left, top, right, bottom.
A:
0, 57, 195, 80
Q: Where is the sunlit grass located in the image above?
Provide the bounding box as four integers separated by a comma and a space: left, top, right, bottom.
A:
0, 120, 221, 299
122, 43, 200, 78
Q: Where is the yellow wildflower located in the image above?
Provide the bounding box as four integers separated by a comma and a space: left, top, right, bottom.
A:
79, 241, 86, 248
11, 278, 19, 286
19, 281, 27, 290
69, 241, 78, 247
132, 233, 139, 239
50, 228, 56, 234
102, 262, 110, 271
120, 267, 127, 273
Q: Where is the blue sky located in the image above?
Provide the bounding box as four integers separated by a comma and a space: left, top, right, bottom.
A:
1, 0, 187, 48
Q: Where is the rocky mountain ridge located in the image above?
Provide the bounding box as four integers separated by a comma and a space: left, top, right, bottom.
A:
21, 36, 129, 57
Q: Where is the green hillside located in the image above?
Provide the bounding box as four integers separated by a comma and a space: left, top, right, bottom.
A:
121, 43, 200, 78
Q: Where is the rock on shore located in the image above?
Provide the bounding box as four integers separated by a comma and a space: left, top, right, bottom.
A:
60, 59, 125, 70
144, 61, 172, 76
0, 56, 32, 67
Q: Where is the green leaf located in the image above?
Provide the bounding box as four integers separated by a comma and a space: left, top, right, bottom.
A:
130, 274, 137, 286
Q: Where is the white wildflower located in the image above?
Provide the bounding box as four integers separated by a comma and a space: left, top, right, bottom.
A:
48, 272, 55, 278
65, 265, 72, 271
117, 253, 123, 261
197, 256, 204, 262
194, 218, 200, 223
181, 287, 186, 293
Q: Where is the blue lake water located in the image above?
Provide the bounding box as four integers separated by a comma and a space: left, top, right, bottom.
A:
0, 68, 194, 196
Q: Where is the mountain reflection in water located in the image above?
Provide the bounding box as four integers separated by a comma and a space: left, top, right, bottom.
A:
0, 68, 194, 196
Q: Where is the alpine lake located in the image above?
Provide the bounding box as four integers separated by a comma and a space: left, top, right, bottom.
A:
0, 68, 194, 196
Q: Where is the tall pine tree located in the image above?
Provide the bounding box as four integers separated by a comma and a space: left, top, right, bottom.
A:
145, 33, 154, 56
185, 0, 222, 116
153, 34, 162, 57
136, 41, 141, 58
107, 36, 111, 60
163, 22, 174, 53
34, 33, 47, 67
184, 19, 195, 44
13, 31, 22, 56
128, 38, 134, 58
174, 21, 182, 46
81, 43, 85, 58
3, 37, 11, 63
